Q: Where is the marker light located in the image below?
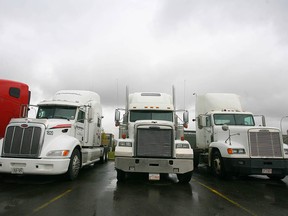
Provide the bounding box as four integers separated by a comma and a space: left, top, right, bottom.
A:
227, 148, 246, 154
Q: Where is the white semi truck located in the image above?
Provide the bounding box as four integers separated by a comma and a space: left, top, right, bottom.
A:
0, 90, 107, 180
114, 87, 194, 183
194, 93, 288, 179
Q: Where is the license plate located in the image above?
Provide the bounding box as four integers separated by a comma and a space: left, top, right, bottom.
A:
11, 168, 24, 174
262, 168, 272, 174
149, 173, 160, 181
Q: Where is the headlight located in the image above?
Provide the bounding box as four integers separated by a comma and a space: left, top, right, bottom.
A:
176, 143, 190, 149
46, 150, 70, 157
227, 148, 246, 154
118, 142, 132, 147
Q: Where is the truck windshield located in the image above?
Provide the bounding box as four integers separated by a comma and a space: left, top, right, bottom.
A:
130, 110, 173, 122
36, 106, 77, 120
213, 114, 255, 126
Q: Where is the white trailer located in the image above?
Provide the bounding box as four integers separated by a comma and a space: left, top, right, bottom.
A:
194, 93, 288, 179
0, 90, 107, 180
114, 87, 194, 183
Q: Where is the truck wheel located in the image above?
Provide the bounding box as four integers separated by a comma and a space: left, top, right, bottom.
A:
267, 174, 286, 180
194, 152, 199, 169
105, 150, 108, 162
177, 171, 193, 184
116, 169, 126, 182
100, 149, 107, 164
211, 150, 226, 178
66, 149, 81, 180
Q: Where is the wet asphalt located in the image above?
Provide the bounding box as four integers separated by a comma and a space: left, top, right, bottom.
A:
0, 161, 288, 216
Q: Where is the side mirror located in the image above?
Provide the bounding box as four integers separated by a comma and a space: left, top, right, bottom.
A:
21, 105, 29, 118
115, 109, 121, 126
261, 116, 266, 127
198, 115, 207, 127
222, 124, 229, 131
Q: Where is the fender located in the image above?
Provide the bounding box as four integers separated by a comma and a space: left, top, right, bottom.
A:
208, 141, 249, 166
40, 134, 81, 158
115, 138, 133, 157
175, 139, 194, 159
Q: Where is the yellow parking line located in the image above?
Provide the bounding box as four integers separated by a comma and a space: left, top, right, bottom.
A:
33, 189, 72, 213
192, 179, 257, 216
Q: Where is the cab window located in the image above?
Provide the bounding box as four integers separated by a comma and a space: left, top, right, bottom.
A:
77, 110, 85, 123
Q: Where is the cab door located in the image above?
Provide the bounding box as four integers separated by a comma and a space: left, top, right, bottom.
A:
197, 115, 213, 149
75, 109, 85, 144
203, 115, 213, 145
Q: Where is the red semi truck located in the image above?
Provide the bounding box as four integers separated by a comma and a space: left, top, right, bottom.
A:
0, 79, 30, 139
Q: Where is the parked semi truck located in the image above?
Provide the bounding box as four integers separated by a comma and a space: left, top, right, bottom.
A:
0, 90, 107, 180
193, 93, 288, 179
0, 79, 30, 139
114, 87, 194, 183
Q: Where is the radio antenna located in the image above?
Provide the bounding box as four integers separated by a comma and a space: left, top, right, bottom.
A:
116, 79, 119, 107
184, 80, 186, 109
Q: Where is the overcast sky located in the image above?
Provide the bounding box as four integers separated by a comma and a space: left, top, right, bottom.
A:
1, 0, 288, 136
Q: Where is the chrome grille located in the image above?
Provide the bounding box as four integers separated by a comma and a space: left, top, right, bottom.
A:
2, 125, 43, 158
249, 130, 282, 157
136, 128, 173, 158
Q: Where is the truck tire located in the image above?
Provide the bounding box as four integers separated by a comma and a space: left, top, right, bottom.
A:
211, 150, 226, 178
100, 149, 107, 164
194, 152, 199, 169
105, 150, 108, 162
177, 171, 193, 184
66, 149, 81, 180
116, 169, 126, 182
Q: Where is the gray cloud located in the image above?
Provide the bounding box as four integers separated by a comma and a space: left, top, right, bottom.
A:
1, 0, 288, 135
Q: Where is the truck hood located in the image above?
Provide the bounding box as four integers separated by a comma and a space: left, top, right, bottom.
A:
214, 125, 281, 144
9, 118, 73, 129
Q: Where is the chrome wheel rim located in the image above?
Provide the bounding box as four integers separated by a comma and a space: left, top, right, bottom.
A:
213, 157, 221, 175
72, 154, 81, 176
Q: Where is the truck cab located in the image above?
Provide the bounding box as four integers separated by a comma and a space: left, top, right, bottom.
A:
0, 90, 107, 180
194, 93, 288, 179
114, 89, 194, 183
0, 79, 30, 139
